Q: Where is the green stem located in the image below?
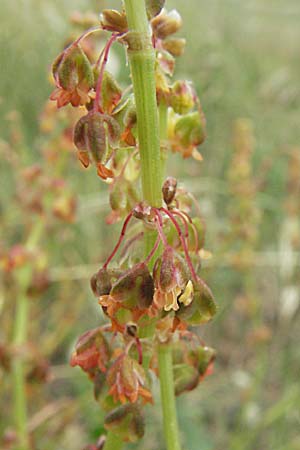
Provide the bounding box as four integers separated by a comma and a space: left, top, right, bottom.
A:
124, 0, 162, 210
13, 287, 30, 450
104, 431, 123, 450
124, 2, 182, 450
158, 344, 181, 450
12, 220, 44, 450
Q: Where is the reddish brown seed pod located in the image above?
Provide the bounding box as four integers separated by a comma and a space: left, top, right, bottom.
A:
162, 176, 177, 205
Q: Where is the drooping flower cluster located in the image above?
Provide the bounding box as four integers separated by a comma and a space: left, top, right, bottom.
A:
50, 2, 217, 447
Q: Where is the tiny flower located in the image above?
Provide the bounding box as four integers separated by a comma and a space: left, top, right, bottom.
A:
105, 404, 145, 442
70, 328, 111, 374
153, 247, 191, 311
107, 354, 152, 404
170, 80, 195, 115
176, 277, 217, 325
50, 44, 94, 108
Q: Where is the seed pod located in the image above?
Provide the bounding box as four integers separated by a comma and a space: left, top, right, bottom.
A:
70, 328, 111, 373
173, 363, 199, 396
176, 277, 217, 325
170, 80, 195, 115
90, 268, 112, 297
53, 45, 93, 93
162, 37, 186, 57
74, 111, 106, 165
105, 404, 145, 442
151, 9, 182, 39
162, 176, 177, 205
110, 263, 154, 309
100, 9, 128, 33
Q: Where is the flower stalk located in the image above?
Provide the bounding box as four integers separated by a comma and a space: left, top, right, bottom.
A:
12, 220, 44, 450
123, 2, 181, 449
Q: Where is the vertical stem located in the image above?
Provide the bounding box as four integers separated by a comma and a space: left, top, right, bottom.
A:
124, 0, 162, 210
158, 345, 181, 450
13, 286, 30, 450
103, 431, 123, 450
123, 2, 182, 450
12, 221, 44, 450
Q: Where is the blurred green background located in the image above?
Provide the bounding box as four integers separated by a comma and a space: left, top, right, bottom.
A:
1, 0, 300, 449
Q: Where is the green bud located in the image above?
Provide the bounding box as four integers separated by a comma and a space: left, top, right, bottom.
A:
173, 363, 199, 396
174, 111, 206, 148
170, 81, 195, 115
110, 182, 128, 212
54, 45, 94, 92
105, 404, 144, 443
195, 346, 216, 376
101, 71, 122, 114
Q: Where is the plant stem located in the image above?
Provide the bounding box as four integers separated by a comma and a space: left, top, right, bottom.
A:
123, 3, 182, 450
12, 221, 44, 450
158, 344, 181, 450
124, 0, 162, 210
104, 431, 123, 450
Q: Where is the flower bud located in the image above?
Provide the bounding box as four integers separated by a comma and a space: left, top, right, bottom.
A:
162, 176, 177, 205
70, 328, 111, 374
195, 346, 216, 377
146, 0, 165, 19
100, 71, 122, 114
170, 81, 195, 115
51, 45, 94, 108
110, 263, 154, 309
176, 277, 217, 325
162, 37, 186, 57
173, 363, 199, 396
174, 111, 206, 150
151, 9, 182, 39
105, 404, 145, 442
100, 9, 128, 33
107, 354, 152, 404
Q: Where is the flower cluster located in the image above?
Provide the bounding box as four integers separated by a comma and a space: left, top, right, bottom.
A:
50, 3, 217, 447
